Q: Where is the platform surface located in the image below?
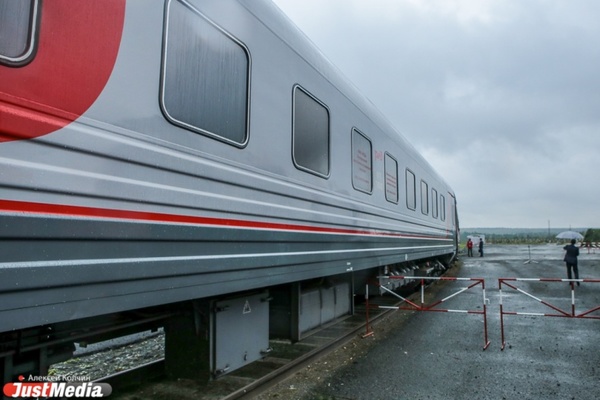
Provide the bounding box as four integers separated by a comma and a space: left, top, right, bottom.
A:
311, 244, 600, 399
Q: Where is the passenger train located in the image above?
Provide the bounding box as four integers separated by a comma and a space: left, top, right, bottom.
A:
0, 0, 459, 380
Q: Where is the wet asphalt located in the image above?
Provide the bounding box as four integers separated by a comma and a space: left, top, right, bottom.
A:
311, 244, 600, 400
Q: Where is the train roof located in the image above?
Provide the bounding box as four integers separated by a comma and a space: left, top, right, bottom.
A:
243, 0, 452, 191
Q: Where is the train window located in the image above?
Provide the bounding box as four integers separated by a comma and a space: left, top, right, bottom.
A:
351, 129, 372, 193
293, 86, 330, 177
449, 193, 456, 226
161, 0, 250, 147
406, 169, 416, 210
384, 153, 398, 203
432, 188, 439, 219
0, 0, 39, 66
420, 180, 429, 215
440, 194, 446, 221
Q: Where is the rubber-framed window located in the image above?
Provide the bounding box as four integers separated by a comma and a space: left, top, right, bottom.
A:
440, 194, 446, 221
384, 153, 398, 203
0, 0, 40, 67
432, 188, 438, 219
351, 128, 372, 194
406, 169, 416, 210
292, 86, 330, 178
161, 0, 250, 147
420, 180, 429, 215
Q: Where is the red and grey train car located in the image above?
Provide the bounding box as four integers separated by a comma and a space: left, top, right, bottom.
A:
0, 0, 459, 380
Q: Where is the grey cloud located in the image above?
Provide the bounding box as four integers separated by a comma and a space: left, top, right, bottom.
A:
273, 0, 600, 228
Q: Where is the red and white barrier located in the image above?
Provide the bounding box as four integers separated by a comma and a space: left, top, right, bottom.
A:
499, 278, 600, 349
365, 276, 490, 350
582, 242, 598, 254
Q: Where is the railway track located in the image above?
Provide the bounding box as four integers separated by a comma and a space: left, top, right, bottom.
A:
221, 307, 386, 400
92, 300, 397, 399
49, 276, 454, 400
44, 294, 406, 400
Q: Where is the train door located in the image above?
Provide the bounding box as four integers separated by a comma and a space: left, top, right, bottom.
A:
448, 192, 459, 253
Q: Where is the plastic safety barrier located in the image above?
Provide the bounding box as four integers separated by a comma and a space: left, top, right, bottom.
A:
499, 278, 600, 350
365, 276, 490, 350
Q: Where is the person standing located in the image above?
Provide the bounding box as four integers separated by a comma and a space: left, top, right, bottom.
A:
563, 239, 580, 286
478, 238, 484, 257
466, 238, 473, 257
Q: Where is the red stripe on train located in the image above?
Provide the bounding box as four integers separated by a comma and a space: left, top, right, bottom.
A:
0, 199, 441, 239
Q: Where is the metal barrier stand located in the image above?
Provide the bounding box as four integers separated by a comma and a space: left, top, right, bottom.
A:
365, 276, 490, 350
499, 278, 600, 350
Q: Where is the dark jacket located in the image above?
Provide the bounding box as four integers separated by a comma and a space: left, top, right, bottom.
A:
563, 244, 579, 265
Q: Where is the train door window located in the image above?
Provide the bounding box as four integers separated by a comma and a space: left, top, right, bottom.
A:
448, 193, 458, 227
420, 180, 429, 215
406, 169, 416, 210
432, 188, 439, 219
440, 194, 446, 221
0, 0, 39, 66
161, 0, 250, 147
351, 129, 372, 193
292, 86, 330, 177
384, 153, 398, 203
449, 193, 456, 226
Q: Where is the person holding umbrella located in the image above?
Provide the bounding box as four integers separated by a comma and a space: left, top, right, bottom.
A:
563, 239, 580, 286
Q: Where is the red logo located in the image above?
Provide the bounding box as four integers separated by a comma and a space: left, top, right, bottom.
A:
0, 0, 126, 142
3, 378, 112, 398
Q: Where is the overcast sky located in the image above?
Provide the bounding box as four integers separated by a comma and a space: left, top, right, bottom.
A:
272, 0, 600, 229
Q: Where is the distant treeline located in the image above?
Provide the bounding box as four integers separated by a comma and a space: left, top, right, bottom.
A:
461, 228, 600, 244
